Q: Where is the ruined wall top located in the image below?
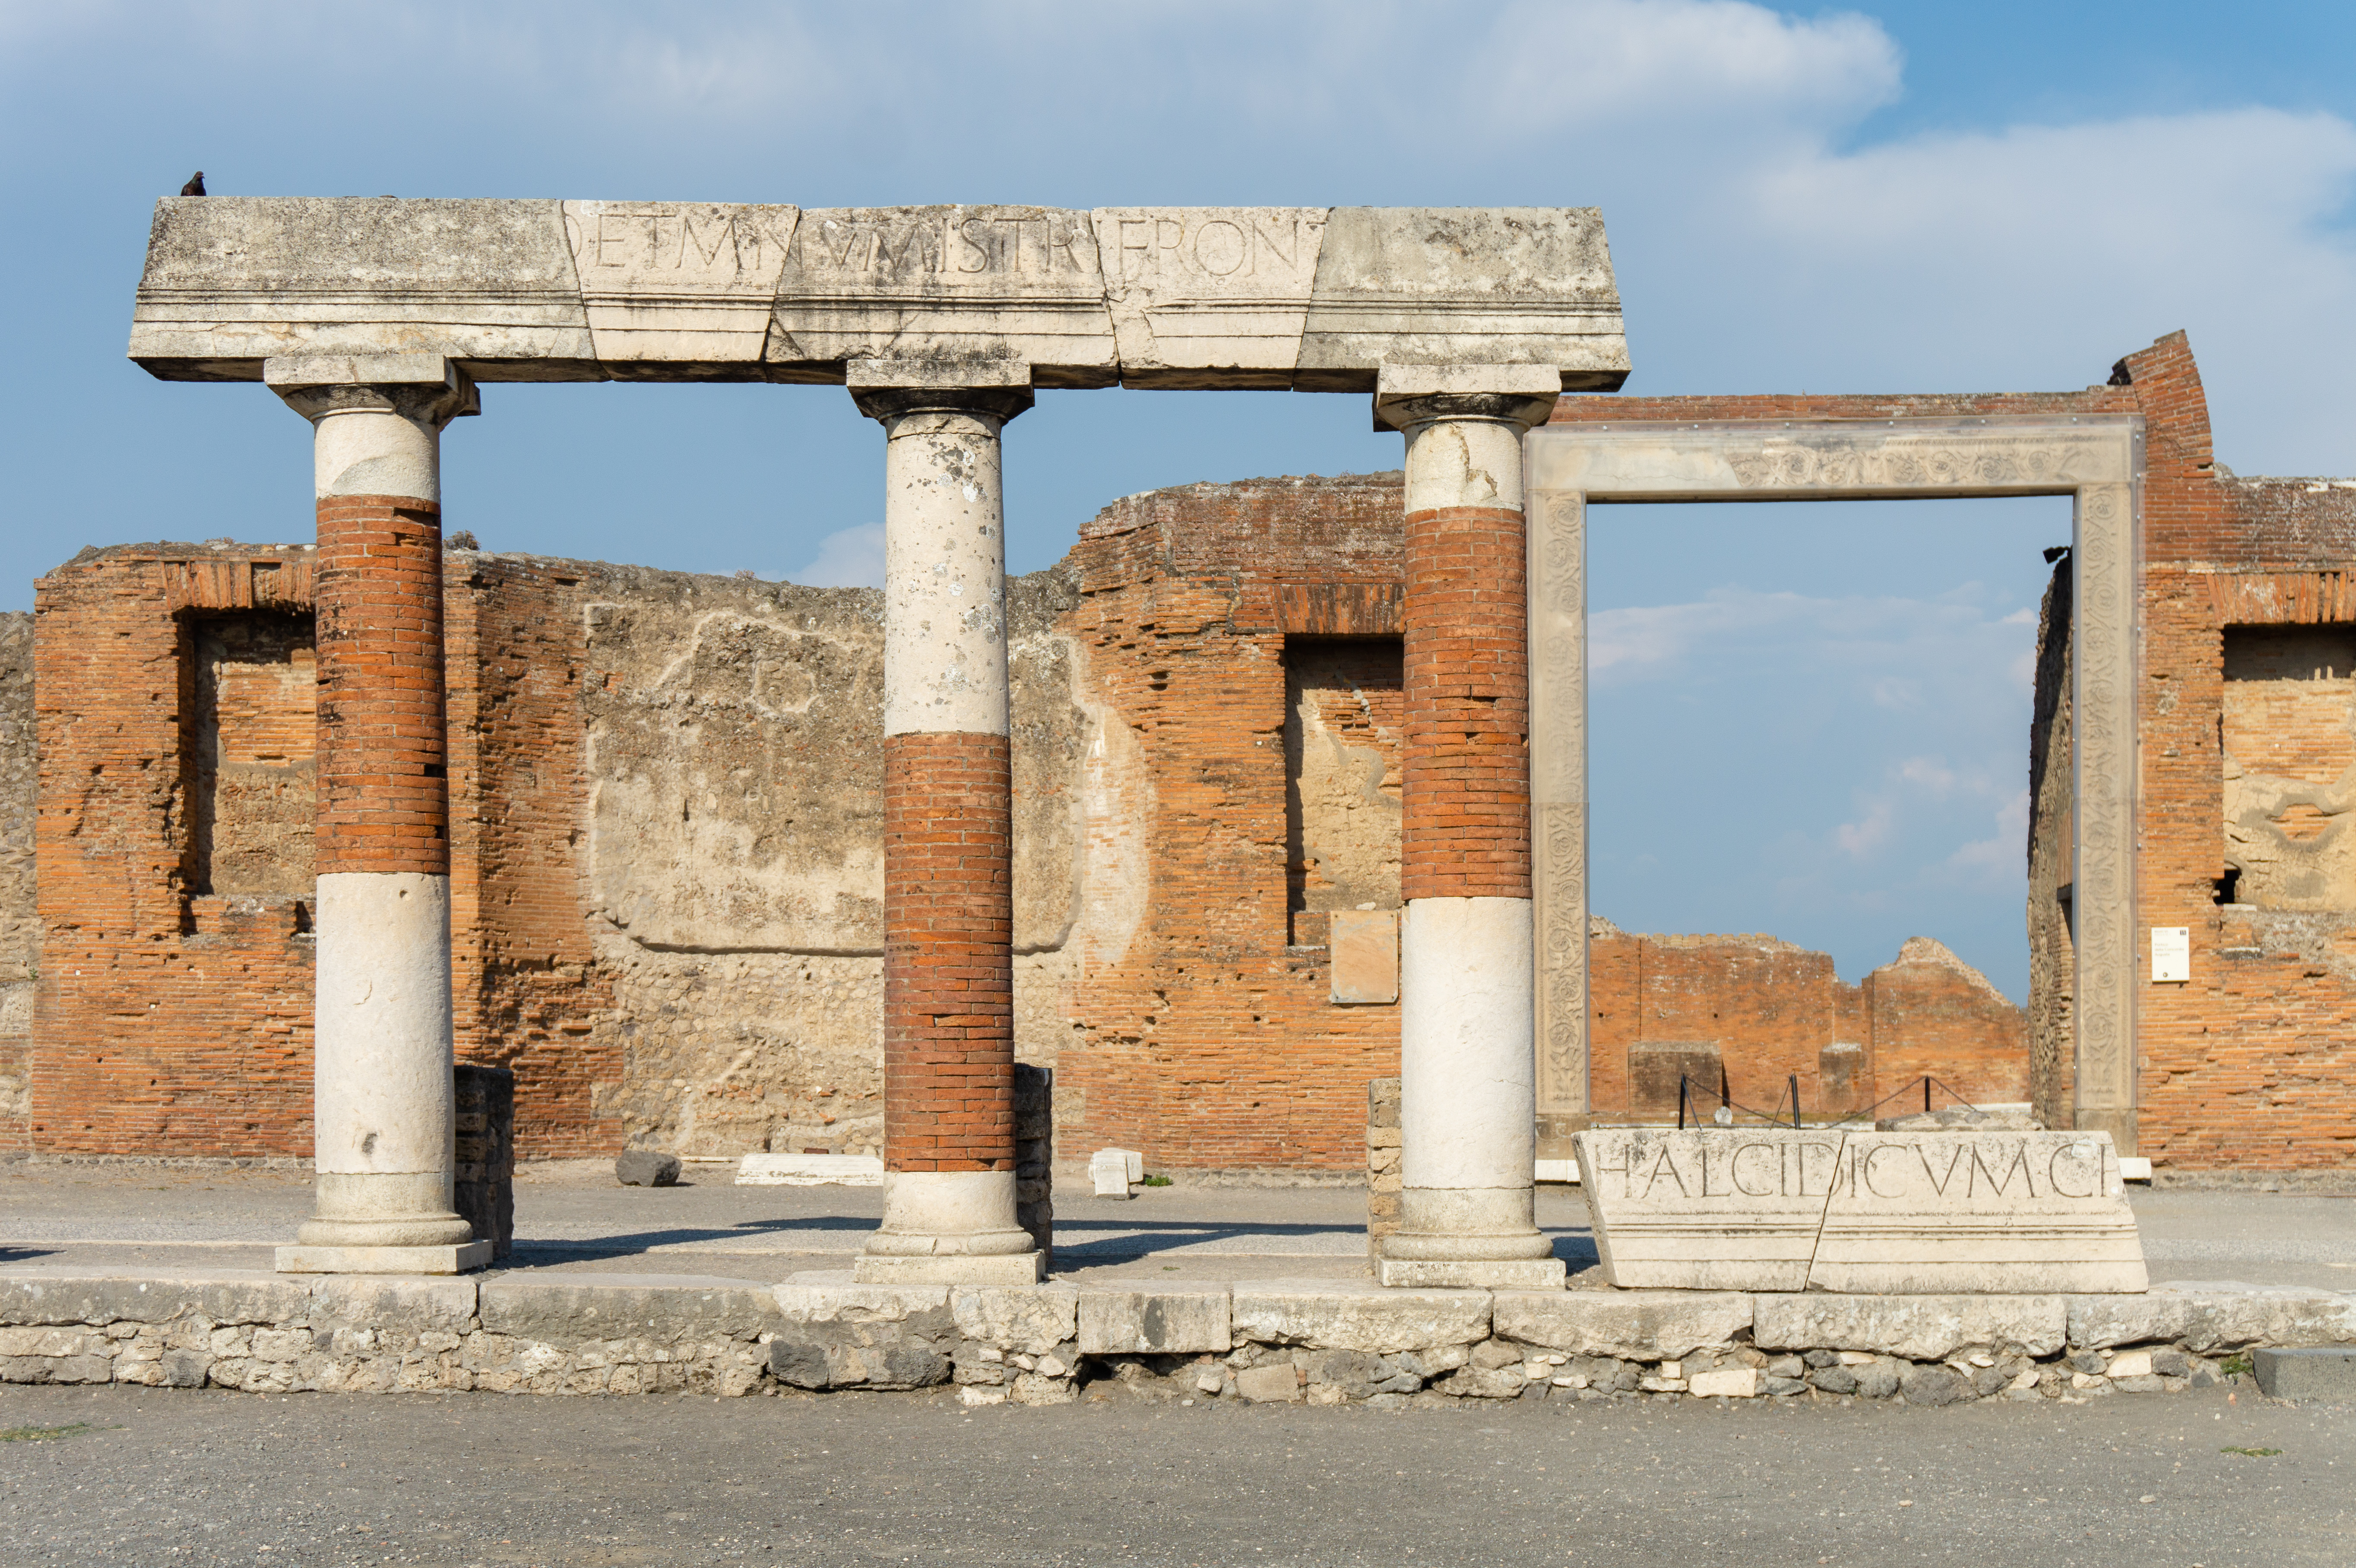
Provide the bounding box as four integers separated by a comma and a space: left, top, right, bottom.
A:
128, 201, 1627, 392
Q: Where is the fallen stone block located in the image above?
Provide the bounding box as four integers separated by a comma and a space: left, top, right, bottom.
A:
1492, 1290, 1752, 1361
1688, 1366, 1759, 1398
1090, 1149, 1134, 1198
614, 1150, 682, 1187
1234, 1362, 1302, 1403
735, 1153, 884, 1186
1753, 1294, 2066, 1361
2253, 1346, 2356, 1402
1077, 1287, 1232, 1356
1231, 1280, 1489, 1355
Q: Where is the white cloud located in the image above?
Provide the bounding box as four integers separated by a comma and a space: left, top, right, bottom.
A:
790, 524, 884, 589
1948, 790, 2031, 879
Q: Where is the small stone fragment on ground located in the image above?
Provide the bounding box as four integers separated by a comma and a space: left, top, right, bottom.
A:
615, 1150, 682, 1187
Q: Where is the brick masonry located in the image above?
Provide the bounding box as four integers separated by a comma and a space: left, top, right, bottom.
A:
25, 336, 2350, 1177
883, 731, 1014, 1173
313, 496, 448, 876
1552, 331, 2356, 1176
1402, 505, 1530, 902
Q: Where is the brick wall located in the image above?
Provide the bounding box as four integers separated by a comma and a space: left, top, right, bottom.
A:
1586, 922, 2025, 1123
31, 547, 320, 1156
1560, 331, 2356, 1173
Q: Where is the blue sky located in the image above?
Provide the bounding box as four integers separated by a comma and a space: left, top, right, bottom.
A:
3, 2, 2352, 999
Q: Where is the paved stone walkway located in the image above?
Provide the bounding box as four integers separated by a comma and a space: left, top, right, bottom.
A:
2, 1159, 2351, 1289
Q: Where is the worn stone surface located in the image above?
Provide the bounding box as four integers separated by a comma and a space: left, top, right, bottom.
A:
1077, 1288, 1232, 1356
562, 202, 798, 370
479, 1274, 782, 1344
0, 612, 30, 1145
1491, 1290, 1753, 1361
1810, 1132, 2146, 1293
1753, 1295, 2068, 1361
769, 206, 1115, 386
1093, 208, 1327, 388
614, 1150, 682, 1187
1230, 1281, 1488, 1355
2068, 1283, 2356, 1352
1296, 208, 1626, 392
1576, 1129, 1834, 1290
1577, 1127, 2145, 1294
1328, 910, 1400, 1005
950, 1285, 1077, 1356
130, 197, 596, 379
130, 200, 1628, 394
2253, 1346, 2356, 1401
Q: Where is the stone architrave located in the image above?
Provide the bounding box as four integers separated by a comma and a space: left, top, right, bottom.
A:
1296, 208, 1628, 393
767, 207, 1118, 387
1808, 1132, 2147, 1294
1528, 417, 2145, 1151
128, 200, 1632, 394
1574, 1129, 1842, 1291
1574, 1127, 2148, 1294
1090, 207, 1328, 387
130, 198, 597, 381
560, 202, 798, 373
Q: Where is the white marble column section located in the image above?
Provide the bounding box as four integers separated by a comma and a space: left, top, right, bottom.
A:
265, 354, 488, 1274
1373, 366, 1565, 1290
850, 361, 1044, 1287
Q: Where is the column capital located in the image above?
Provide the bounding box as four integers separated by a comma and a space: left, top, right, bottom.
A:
1373, 364, 1560, 435
848, 359, 1034, 424
265, 354, 479, 428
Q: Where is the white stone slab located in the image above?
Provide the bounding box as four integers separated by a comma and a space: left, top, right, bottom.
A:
274, 1242, 492, 1276
1092, 207, 1326, 387
1752, 1294, 2068, 1360
1230, 1279, 1491, 1354
1533, 1159, 1580, 1184
131, 197, 596, 380
735, 1154, 884, 1186
1077, 1287, 1233, 1355
1574, 1128, 1840, 1291
1808, 1132, 2147, 1294
1295, 207, 1627, 392
768, 206, 1117, 386
1491, 1290, 1752, 1360
1090, 1150, 1133, 1198
562, 202, 798, 370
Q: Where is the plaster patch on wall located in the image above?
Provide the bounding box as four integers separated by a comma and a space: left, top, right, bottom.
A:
2223, 625, 2356, 911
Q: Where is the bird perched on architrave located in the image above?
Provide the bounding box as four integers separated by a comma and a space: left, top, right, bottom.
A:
180, 171, 206, 196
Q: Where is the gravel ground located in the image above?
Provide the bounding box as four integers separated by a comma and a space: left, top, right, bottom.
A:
2, 1161, 2351, 1288
0, 1379, 2349, 1565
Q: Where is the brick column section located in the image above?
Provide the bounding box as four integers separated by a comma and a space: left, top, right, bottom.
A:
1374, 369, 1566, 1290
882, 730, 1014, 1172
850, 363, 1044, 1287
267, 355, 488, 1274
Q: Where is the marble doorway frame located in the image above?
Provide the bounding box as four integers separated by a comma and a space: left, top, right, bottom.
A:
1524, 414, 2147, 1154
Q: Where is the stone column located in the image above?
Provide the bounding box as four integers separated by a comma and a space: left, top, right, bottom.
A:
1374, 367, 1566, 1290
849, 363, 1045, 1287
266, 354, 490, 1276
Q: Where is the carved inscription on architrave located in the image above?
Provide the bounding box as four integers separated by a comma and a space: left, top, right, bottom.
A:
563, 202, 798, 367
1575, 1128, 2147, 1294
1091, 207, 1327, 386
767, 205, 1117, 384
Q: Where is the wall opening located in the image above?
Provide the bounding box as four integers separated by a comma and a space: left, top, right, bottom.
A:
2221, 623, 2356, 910
181, 611, 316, 898
1282, 636, 1402, 946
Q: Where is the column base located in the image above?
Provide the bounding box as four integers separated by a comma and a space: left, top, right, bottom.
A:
1378, 1257, 1566, 1290
851, 1252, 1045, 1287
276, 1242, 492, 1276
